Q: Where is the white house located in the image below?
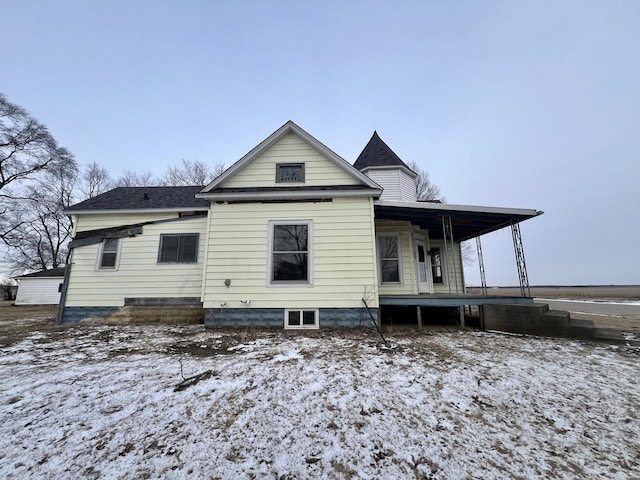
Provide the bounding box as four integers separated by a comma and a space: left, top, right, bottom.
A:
60, 121, 541, 328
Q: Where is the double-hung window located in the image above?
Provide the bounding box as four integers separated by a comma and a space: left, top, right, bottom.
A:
97, 238, 121, 270
378, 235, 401, 284
269, 221, 312, 285
430, 247, 444, 284
158, 234, 199, 263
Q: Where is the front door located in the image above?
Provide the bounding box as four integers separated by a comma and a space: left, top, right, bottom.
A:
415, 239, 429, 293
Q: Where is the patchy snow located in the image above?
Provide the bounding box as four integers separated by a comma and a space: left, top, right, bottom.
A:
536, 297, 640, 306
1, 325, 639, 479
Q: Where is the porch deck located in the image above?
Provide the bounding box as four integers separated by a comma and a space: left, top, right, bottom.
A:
379, 294, 534, 307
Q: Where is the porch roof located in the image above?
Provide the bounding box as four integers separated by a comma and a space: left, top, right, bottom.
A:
374, 200, 543, 241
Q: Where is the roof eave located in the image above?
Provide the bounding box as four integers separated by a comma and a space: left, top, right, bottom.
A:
359, 165, 418, 178
375, 200, 543, 218
197, 189, 383, 202
64, 207, 210, 215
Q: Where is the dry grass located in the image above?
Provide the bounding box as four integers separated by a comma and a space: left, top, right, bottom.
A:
0, 302, 57, 322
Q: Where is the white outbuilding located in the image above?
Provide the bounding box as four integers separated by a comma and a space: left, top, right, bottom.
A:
14, 267, 66, 305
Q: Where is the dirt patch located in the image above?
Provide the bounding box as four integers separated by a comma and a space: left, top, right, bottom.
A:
0, 302, 57, 324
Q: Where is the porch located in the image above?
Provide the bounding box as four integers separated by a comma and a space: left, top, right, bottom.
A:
378, 293, 535, 329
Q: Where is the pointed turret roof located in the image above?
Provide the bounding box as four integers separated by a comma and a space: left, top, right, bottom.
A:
354, 131, 415, 174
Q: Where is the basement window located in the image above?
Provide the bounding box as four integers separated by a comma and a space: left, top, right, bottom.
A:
276, 163, 305, 183
285, 309, 318, 329
97, 238, 121, 270
158, 234, 199, 263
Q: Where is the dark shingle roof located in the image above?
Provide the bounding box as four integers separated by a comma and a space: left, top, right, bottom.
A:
17, 267, 66, 278
353, 131, 414, 172
66, 186, 209, 212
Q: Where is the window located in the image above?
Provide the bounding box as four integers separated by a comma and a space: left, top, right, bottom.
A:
97, 238, 121, 270
269, 221, 312, 285
285, 309, 318, 329
378, 235, 401, 283
431, 247, 443, 284
158, 234, 199, 263
276, 163, 305, 183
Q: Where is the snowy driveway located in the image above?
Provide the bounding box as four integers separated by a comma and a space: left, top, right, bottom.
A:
1, 325, 639, 479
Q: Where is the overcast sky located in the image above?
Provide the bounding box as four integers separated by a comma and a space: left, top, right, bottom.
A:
2, 0, 639, 285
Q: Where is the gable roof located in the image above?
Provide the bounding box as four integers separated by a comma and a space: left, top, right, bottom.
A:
199, 121, 382, 195
66, 186, 209, 214
354, 131, 416, 176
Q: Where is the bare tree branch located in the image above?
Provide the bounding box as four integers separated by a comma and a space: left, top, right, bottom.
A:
114, 169, 156, 187
407, 160, 445, 202
158, 159, 225, 186
79, 161, 112, 199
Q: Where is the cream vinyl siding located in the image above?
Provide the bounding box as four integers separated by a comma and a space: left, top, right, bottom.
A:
65, 216, 207, 307
366, 169, 417, 202
429, 240, 465, 294
375, 220, 416, 295
15, 277, 63, 305
202, 197, 377, 309
74, 213, 180, 233
222, 133, 360, 188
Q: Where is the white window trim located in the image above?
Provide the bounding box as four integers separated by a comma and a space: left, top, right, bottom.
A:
284, 308, 319, 330
95, 238, 122, 271
267, 220, 314, 287
377, 233, 403, 285
157, 233, 200, 264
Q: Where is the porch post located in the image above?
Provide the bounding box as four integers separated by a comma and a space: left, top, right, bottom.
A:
510, 222, 531, 297
416, 306, 423, 330
441, 215, 459, 295
476, 236, 488, 295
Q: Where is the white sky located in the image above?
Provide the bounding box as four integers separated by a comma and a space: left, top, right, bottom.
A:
2, 0, 639, 285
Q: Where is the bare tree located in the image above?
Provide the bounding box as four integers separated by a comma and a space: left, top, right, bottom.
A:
114, 169, 156, 187
0, 94, 78, 272
159, 159, 225, 186
3, 151, 78, 272
79, 161, 112, 199
407, 160, 445, 202
0, 94, 69, 201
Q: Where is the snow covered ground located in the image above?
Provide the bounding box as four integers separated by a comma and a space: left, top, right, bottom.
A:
1, 325, 639, 479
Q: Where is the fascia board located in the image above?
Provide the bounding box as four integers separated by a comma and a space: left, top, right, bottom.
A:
360, 165, 418, 179
375, 200, 543, 217
197, 189, 382, 202
64, 207, 209, 215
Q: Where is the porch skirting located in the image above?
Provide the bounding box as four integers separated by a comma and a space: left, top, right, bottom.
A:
204, 307, 378, 328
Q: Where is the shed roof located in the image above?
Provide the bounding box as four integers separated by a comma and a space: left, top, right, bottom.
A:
354, 132, 416, 174
16, 266, 66, 279
66, 186, 209, 213
374, 201, 543, 242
